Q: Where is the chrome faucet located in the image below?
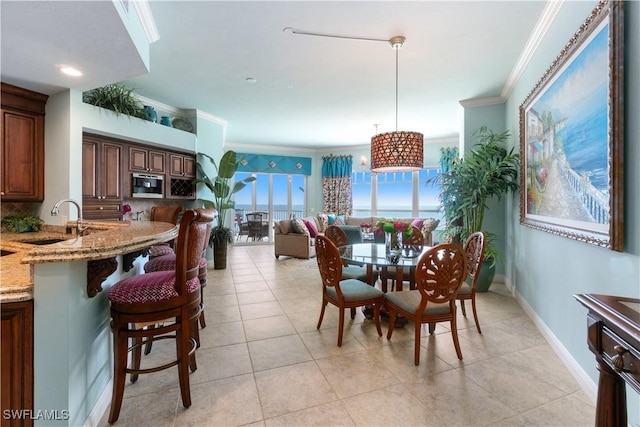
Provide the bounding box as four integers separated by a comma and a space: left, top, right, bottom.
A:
51, 198, 89, 236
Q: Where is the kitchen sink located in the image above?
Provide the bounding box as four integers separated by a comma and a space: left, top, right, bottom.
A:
22, 238, 66, 245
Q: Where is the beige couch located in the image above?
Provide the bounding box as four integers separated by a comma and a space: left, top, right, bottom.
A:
273, 216, 321, 259
273, 214, 439, 259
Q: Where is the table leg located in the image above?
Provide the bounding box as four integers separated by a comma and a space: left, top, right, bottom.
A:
595, 361, 627, 427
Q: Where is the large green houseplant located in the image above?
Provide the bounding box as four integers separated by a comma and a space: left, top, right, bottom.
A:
193, 150, 255, 269
433, 126, 520, 291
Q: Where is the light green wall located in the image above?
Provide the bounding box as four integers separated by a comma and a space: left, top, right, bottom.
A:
504, 1, 639, 422
460, 103, 509, 275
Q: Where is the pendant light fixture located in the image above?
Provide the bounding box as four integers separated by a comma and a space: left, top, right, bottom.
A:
370, 36, 423, 172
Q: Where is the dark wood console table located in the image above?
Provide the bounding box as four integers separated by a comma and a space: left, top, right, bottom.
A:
574, 293, 640, 426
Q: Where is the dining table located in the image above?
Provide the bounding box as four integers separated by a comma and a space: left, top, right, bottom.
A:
338, 242, 429, 291
338, 242, 430, 326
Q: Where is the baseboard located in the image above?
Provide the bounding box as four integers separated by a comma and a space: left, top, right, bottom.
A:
83, 378, 112, 427
502, 276, 597, 403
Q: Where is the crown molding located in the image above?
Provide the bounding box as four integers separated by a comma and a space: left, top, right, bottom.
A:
194, 110, 227, 127
501, 0, 564, 99
132, 0, 160, 43
459, 96, 504, 108
227, 141, 317, 154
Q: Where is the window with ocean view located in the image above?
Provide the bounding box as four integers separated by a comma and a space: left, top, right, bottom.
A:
352, 168, 443, 223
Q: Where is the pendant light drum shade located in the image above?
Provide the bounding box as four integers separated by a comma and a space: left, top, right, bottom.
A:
371, 131, 423, 172
370, 35, 424, 172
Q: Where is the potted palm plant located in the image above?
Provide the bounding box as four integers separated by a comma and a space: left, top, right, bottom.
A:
193, 150, 255, 269
432, 126, 520, 291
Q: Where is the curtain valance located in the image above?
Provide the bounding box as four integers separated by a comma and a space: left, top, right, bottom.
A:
321, 155, 352, 178
236, 153, 312, 175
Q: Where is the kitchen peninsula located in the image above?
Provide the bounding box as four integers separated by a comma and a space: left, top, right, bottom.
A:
1, 220, 178, 427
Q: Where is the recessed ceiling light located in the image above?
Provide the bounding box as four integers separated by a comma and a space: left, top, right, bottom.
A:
245, 77, 257, 84
59, 66, 83, 77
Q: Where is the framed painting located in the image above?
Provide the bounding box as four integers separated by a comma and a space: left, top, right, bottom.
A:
519, 0, 624, 251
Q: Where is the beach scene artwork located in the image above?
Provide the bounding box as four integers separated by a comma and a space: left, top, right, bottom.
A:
523, 19, 610, 230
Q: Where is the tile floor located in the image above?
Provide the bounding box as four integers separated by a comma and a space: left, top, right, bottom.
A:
99, 245, 595, 426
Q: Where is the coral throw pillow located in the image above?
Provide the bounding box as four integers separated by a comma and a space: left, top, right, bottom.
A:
303, 219, 319, 237
411, 219, 424, 229
291, 218, 310, 235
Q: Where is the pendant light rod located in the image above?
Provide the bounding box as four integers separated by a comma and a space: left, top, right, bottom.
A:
283, 27, 391, 43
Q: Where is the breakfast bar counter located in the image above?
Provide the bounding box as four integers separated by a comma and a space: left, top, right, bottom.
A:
0, 220, 178, 302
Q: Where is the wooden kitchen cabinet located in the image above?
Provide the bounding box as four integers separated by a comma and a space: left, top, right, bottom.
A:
1, 300, 34, 427
169, 153, 195, 178
128, 146, 165, 173
0, 83, 48, 202
167, 153, 196, 199
82, 133, 123, 220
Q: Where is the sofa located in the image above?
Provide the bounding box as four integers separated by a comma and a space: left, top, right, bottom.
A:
273, 214, 439, 259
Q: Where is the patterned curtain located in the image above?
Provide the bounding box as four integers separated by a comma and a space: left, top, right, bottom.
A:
321, 155, 353, 215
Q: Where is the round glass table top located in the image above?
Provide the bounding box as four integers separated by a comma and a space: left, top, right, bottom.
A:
338, 242, 429, 267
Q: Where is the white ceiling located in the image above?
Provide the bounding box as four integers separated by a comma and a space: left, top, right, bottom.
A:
1, 1, 551, 149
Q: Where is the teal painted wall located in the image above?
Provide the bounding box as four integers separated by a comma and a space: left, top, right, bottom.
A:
504, 1, 640, 422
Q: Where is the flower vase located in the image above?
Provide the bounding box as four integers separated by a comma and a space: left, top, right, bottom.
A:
384, 231, 402, 254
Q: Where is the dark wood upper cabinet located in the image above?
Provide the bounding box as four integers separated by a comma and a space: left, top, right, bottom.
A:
169, 153, 196, 178
128, 146, 165, 173
82, 133, 123, 220
1, 83, 48, 202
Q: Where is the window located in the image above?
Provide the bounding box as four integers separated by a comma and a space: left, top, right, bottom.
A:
352, 168, 443, 223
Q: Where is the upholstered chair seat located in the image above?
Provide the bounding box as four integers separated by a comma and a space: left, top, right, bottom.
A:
108, 271, 200, 307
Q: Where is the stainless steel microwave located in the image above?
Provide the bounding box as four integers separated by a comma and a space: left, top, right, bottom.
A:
132, 173, 164, 198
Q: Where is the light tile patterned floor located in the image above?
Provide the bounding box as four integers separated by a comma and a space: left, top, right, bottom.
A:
99, 245, 595, 426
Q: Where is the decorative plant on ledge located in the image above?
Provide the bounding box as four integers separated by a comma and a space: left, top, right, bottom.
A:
193, 150, 255, 269
432, 126, 520, 269
82, 84, 145, 119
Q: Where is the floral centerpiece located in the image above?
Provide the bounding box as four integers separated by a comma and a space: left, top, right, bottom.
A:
375, 218, 412, 253
374, 218, 412, 237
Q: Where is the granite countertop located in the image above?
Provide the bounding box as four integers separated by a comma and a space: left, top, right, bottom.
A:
0, 221, 178, 303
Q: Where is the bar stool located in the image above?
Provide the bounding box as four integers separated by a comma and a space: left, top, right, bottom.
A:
144, 221, 213, 331
148, 206, 183, 259
106, 208, 215, 423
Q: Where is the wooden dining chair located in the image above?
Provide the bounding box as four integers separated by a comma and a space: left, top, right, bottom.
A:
315, 235, 384, 346
457, 231, 486, 333
106, 208, 215, 423
325, 225, 380, 320
383, 243, 468, 365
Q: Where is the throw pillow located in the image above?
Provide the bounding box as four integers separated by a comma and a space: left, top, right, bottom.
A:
327, 214, 337, 225
316, 213, 329, 233
279, 220, 293, 234
303, 219, 319, 237
421, 218, 440, 232
411, 219, 424, 229
333, 214, 345, 226
291, 218, 310, 235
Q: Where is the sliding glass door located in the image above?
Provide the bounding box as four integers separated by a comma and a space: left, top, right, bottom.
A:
233, 172, 307, 245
